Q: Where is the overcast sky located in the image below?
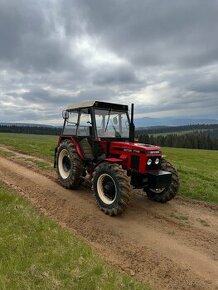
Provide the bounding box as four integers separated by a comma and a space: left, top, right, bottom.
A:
0, 0, 218, 124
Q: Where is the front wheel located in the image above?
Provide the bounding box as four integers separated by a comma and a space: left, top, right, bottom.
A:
144, 158, 179, 203
92, 163, 131, 216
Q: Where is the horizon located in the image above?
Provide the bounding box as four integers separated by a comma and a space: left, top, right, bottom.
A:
0, 115, 218, 128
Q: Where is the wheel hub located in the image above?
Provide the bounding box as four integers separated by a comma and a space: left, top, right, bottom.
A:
97, 174, 117, 205
103, 178, 115, 200
149, 187, 165, 194
63, 156, 71, 172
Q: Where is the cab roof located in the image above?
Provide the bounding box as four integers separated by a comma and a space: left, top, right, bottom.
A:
66, 100, 128, 111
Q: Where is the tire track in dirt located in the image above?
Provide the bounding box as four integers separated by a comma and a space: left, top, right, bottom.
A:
0, 155, 217, 290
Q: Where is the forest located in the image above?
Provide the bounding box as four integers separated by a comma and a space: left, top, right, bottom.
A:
136, 125, 218, 150
0, 125, 61, 135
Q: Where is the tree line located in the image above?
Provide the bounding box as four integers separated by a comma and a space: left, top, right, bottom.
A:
0, 125, 61, 135
136, 124, 218, 135
136, 130, 218, 150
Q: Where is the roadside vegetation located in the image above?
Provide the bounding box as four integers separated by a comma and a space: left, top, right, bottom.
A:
0, 132, 217, 203
163, 147, 218, 203
0, 181, 149, 290
0, 133, 56, 160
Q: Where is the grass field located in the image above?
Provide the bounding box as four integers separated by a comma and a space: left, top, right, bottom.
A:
0, 133, 57, 160
0, 132, 217, 203
163, 147, 218, 203
0, 181, 149, 290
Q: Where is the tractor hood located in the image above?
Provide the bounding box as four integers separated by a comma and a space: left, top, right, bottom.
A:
110, 141, 161, 154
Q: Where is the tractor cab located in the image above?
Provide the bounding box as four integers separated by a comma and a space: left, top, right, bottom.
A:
60, 101, 132, 161
62, 100, 130, 139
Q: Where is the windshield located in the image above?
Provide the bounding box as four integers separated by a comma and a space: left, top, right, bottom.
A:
95, 109, 130, 138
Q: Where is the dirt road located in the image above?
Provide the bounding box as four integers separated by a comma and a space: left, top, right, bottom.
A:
0, 152, 217, 290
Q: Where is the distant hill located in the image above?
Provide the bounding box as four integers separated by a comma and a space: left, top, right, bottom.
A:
1, 117, 218, 131
134, 117, 218, 128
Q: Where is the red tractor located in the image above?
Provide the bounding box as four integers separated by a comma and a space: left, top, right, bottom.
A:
54, 101, 179, 216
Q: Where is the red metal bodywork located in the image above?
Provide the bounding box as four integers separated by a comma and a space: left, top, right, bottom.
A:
107, 141, 161, 174
58, 136, 161, 175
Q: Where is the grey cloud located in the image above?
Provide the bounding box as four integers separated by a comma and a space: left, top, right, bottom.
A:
76, 87, 115, 101
0, 0, 83, 73
0, 0, 218, 124
75, 0, 218, 68
93, 65, 140, 86
189, 78, 218, 94
20, 88, 72, 105
1, 107, 43, 122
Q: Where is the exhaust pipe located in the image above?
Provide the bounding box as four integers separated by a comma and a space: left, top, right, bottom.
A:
129, 103, 135, 142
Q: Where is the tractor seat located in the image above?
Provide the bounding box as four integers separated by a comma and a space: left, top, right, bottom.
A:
79, 138, 94, 160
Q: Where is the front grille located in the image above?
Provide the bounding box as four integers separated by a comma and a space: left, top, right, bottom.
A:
131, 155, 139, 170
146, 157, 161, 170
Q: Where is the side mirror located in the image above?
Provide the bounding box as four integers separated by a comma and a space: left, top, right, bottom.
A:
62, 110, 69, 119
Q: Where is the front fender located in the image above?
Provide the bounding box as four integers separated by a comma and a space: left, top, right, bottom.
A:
104, 157, 123, 163
91, 158, 124, 177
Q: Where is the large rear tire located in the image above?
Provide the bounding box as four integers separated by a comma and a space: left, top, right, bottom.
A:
92, 163, 131, 216
57, 140, 83, 189
144, 158, 179, 203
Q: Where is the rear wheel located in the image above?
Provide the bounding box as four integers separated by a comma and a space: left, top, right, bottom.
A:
92, 163, 131, 216
144, 158, 179, 203
57, 140, 83, 189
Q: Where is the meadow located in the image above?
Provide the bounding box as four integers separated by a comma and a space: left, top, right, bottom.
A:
0, 181, 148, 290
0, 132, 217, 289
0, 132, 217, 203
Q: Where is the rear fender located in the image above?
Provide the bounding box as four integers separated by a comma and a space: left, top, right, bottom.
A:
57, 136, 85, 160
54, 146, 58, 168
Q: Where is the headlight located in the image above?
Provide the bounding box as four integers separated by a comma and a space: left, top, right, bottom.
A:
155, 158, 160, 165
147, 158, 152, 166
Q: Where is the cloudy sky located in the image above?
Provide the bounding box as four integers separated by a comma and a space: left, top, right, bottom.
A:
0, 0, 218, 124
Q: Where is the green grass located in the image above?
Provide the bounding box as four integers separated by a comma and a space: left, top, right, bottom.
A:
0, 133, 217, 203
0, 133, 57, 160
0, 151, 15, 158
0, 181, 149, 290
170, 212, 189, 221
163, 147, 218, 203
23, 158, 52, 170
31, 159, 52, 170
